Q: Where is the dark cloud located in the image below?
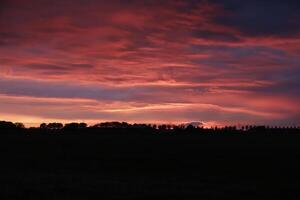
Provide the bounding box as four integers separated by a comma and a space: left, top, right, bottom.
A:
24, 63, 67, 71
0, 32, 32, 46
16, 63, 94, 75
69, 64, 94, 69
212, 0, 300, 37
0, 77, 130, 101
193, 30, 242, 42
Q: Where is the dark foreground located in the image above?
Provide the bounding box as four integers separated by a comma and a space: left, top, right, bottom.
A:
1, 129, 300, 199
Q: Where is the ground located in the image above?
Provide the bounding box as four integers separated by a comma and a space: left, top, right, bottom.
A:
1, 130, 300, 199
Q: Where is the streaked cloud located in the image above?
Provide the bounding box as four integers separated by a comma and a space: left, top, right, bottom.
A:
0, 0, 299, 126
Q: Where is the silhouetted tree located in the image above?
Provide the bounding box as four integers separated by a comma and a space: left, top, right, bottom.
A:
158, 124, 167, 130
166, 124, 172, 130
64, 122, 87, 130
40, 123, 47, 129
15, 122, 25, 129
79, 123, 88, 128
132, 123, 151, 129
94, 121, 130, 129
47, 123, 63, 130
186, 124, 196, 131
0, 121, 16, 129
177, 124, 186, 130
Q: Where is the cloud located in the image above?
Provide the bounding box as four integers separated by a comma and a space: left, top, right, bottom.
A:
0, 0, 299, 126
0, 76, 298, 126
212, 0, 300, 37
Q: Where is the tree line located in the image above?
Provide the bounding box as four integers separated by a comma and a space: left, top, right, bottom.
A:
0, 120, 300, 134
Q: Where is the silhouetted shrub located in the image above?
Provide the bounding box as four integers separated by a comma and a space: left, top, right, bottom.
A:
15, 122, 25, 129
46, 123, 63, 130
40, 123, 47, 129
93, 122, 130, 129
64, 122, 87, 130
0, 121, 17, 130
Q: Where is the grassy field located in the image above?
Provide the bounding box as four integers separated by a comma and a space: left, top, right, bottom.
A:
1, 130, 300, 199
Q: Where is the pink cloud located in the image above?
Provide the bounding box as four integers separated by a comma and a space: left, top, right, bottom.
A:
0, 0, 299, 126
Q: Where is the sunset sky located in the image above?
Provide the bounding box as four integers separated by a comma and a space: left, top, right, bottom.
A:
0, 0, 300, 127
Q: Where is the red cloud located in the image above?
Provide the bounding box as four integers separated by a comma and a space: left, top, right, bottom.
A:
0, 0, 299, 126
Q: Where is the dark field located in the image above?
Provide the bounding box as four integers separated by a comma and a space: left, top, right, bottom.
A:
1, 129, 300, 199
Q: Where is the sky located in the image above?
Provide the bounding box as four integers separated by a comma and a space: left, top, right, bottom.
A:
0, 0, 300, 127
